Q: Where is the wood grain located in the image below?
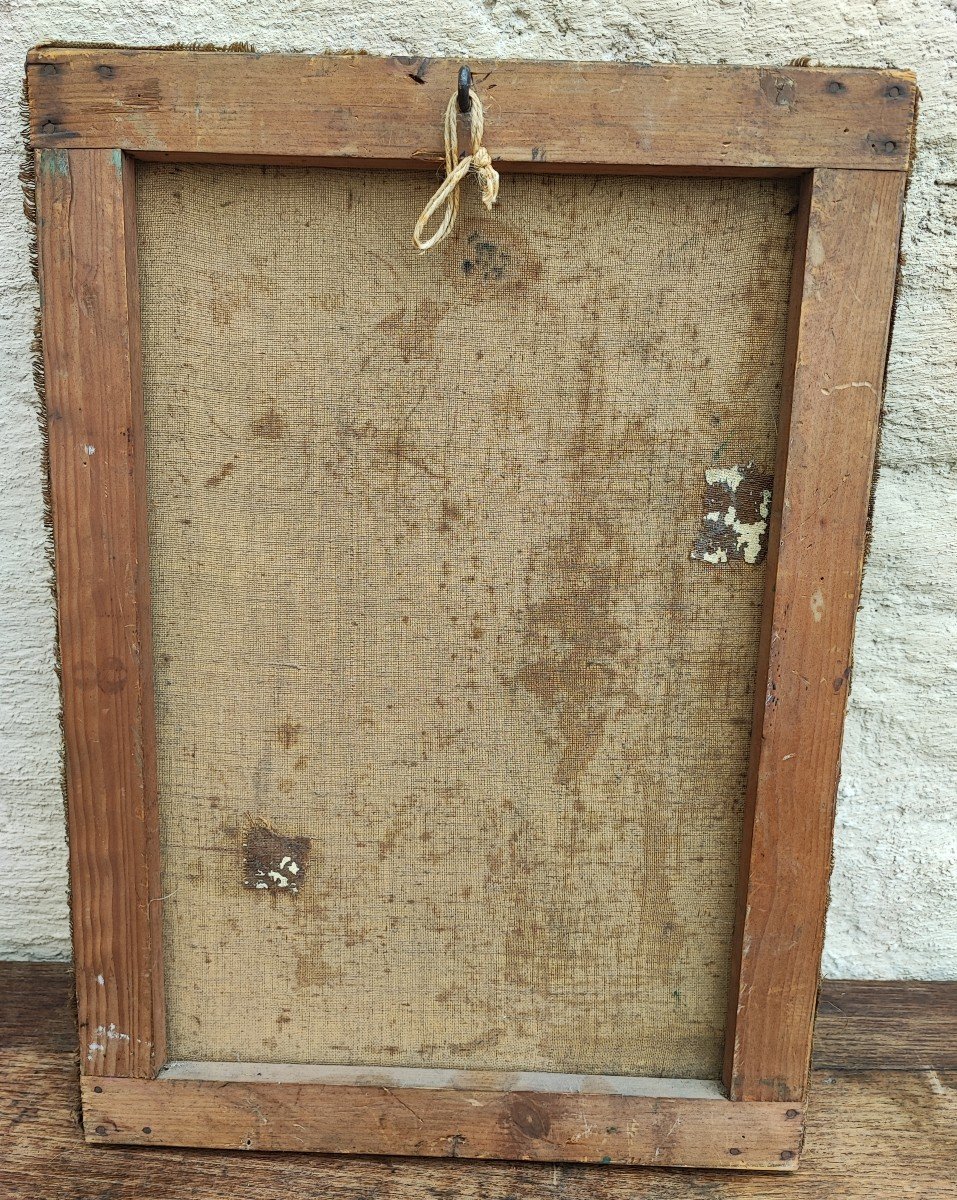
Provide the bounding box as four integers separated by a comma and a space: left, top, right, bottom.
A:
79, 1075, 801, 1169
35, 148, 165, 1077
814, 980, 957, 1070
3, 964, 957, 1198
725, 169, 909, 1104
25, 50, 917, 172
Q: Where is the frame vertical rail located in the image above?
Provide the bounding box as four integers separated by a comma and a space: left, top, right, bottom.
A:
725, 168, 908, 1103
36, 148, 165, 1078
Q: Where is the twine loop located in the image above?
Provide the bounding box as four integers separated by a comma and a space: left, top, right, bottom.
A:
413, 90, 500, 252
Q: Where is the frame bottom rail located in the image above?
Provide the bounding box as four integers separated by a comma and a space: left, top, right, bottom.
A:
81, 1074, 803, 1169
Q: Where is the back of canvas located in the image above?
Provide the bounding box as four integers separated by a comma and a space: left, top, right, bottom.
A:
136, 164, 796, 1079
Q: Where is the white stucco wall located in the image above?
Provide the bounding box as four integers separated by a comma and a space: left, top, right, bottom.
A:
1, 1, 954, 976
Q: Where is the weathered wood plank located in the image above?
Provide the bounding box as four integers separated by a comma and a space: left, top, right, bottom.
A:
26, 50, 916, 172
35, 149, 165, 1077
79, 1075, 801, 1169
725, 168, 909, 1103
0, 962, 76, 1053
814, 980, 957, 1070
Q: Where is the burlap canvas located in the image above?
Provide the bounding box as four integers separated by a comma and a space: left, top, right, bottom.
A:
137, 163, 797, 1078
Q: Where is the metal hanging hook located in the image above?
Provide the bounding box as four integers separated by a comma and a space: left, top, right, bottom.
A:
457, 66, 473, 114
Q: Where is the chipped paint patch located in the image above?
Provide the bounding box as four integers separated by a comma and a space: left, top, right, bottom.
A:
811, 589, 825, 622
242, 823, 310, 894
42, 150, 71, 178
692, 462, 773, 566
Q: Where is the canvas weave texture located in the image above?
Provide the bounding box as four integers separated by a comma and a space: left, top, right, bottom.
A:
137, 163, 796, 1078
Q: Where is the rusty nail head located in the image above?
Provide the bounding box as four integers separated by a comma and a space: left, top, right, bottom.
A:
884, 140, 897, 153
826, 80, 845, 94
42, 121, 56, 133
98, 65, 114, 78
40, 64, 56, 76
95, 1125, 108, 1136
886, 84, 903, 98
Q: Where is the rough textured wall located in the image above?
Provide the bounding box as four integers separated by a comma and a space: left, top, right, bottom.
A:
1, 0, 954, 977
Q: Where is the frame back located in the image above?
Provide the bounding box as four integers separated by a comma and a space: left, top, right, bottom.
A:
26, 48, 914, 1170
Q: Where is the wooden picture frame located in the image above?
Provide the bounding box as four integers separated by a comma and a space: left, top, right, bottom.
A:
26, 47, 915, 1171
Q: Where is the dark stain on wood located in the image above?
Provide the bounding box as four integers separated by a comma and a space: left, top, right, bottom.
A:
760, 72, 796, 110
242, 824, 309, 894
96, 656, 128, 694
510, 1095, 551, 1140
407, 58, 431, 85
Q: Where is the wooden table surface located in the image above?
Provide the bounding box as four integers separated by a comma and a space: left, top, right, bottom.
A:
2, 963, 955, 1198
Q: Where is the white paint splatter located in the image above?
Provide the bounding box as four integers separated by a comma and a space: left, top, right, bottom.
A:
811, 589, 825, 622
86, 1024, 130, 1060
705, 465, 744, 490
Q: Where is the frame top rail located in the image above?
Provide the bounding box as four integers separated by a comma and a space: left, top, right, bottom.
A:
26, 49, 916, 173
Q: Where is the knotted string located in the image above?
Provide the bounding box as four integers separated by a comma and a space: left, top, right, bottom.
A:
413, 89, 500, 252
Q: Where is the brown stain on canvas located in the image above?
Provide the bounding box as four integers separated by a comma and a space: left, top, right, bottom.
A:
489, 388, 529, 432
204, 460, 235, 487
456, 222, 545, 297
510, 330, 638, 793
250, 407, 288, 440
514, 534, 630, 790
437, 495, 465, 533
276, 719, 302, 750
343, 419, 445, 481
295, 947, 340, 990
501, 313, 689, 1026
378, 297, 449, 363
